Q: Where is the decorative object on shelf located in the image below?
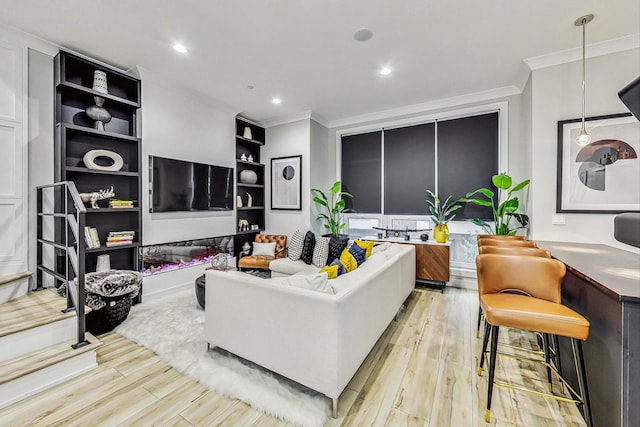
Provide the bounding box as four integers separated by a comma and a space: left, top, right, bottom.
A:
463, 173, 530, 235
92, 70, 108, 94
251, 224, 259, 231
79, 186, 115, 208
311, 180, 352, 234
247, 154, 254, 163
239, 169, 258, 184
574, 14, 594, 146
242, 241, 251, 256
240, 153, 247, 161
210, 253, 229, 270
272, 155, 303, 210
426, 190, 462, 243
83, 149, 124, 171
238, 218, 250, 231
236, 195, 243, 208
246, 192, 253, 207
85, 102, 112, 131
96, 254, 111, 272
557, 113, 639, 213
420, 233, 429, 241
243, 126, 252, 139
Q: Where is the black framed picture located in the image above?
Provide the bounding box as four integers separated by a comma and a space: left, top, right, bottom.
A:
271, 155, 302, 210
557, 112, 639, 213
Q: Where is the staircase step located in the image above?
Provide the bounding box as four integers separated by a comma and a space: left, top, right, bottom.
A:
0, 271, 32, 304
0, 271, 32, 287
0, 288, 87, 338
0, 333, 101, 409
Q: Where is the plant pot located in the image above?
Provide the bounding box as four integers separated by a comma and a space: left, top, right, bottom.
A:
433, 224, 449, 243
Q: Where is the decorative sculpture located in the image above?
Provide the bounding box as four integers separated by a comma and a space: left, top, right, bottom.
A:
79, 186, 115, 208
85, 70, 112, 131
238, 218, 250, 231
246, 192, 252, 207
236, 195, 243, 208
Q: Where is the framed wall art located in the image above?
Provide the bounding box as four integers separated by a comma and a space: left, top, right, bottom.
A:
271, 155, 302, 210
557, 112, 639, 213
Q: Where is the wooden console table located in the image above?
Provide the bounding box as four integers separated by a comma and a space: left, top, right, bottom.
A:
537, 241, 640, 427
365, 237, 450, 291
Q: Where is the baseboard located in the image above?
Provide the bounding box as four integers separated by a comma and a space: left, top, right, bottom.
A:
0, 316, 77, 363
449, 271, 478, 290
142, 263, 209, 303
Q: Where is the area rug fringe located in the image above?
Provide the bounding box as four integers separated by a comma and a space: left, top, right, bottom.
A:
115, 290, 330, 427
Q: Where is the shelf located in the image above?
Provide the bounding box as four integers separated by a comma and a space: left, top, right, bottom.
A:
236, 135, 265, 146
85, 207, 140, 213
237, 183, 264, 189
57, 81, 140, 109
237, 207, 264, 211
236, 160, 265, 167
60, 123, 140, 142
65, 166, 139, 177
236, 230, 264, 236
85, 242, 140, 253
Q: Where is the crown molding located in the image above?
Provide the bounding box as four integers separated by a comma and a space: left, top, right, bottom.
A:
524, 33, 640, 71
261, 110, 328, 128
327, 85, 520, 129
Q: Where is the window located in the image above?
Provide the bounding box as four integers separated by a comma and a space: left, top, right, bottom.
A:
346, 217, 381, 239
341, 131, 382, 213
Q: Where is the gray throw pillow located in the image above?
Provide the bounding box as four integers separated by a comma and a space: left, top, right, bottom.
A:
288, 230, 304, 261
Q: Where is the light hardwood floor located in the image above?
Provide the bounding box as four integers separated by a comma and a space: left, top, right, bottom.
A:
0, 287, 586, 426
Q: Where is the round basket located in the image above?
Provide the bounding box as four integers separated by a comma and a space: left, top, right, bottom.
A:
86, 294, 132, 335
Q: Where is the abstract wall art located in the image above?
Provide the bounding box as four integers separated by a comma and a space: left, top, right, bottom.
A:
271, 155, 302, 210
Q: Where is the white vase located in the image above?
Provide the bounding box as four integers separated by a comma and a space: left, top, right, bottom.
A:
92, 70, 108, 94
243, 126, 252, 139
239, 169, 258, 184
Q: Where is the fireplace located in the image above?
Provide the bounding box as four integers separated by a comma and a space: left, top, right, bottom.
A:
139, 235, 235, 276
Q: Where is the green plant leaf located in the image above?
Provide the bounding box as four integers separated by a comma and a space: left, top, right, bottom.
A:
510, 179, 531, 193
335, 199, 345, 211
492, 173, 512, 190
466, 199, 493, 207
465, 188, 494, 199
312, 197, 328, 208
502, 197, 519, 214
330, 181, 341, 194
339, 191, 353, 198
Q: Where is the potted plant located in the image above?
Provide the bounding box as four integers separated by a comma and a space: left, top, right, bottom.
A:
426, 190, 462, 243
311, 181, 352, 235
462, 172, 530, 235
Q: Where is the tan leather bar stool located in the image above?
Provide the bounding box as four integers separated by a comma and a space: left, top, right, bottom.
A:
477, 234, 526, 240
476, 254, 592, 426
478, 237, 537, 248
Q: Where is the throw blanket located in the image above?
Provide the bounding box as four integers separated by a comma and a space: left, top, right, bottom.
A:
85, 270, 142, 298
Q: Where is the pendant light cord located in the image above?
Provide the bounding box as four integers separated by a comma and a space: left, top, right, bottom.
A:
581, 20, 586, 130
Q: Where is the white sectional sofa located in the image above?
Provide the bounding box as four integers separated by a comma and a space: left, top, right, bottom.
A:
204, 242, 415, 416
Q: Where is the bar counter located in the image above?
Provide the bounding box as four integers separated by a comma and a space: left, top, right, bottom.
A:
537, 241, 640, 427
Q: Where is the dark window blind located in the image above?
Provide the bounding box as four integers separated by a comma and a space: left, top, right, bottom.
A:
437, 112, 498, 220
341, 131, 382, 213
384, 123, 436, 214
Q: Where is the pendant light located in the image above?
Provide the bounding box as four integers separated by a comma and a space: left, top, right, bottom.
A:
575, 14, 594, 146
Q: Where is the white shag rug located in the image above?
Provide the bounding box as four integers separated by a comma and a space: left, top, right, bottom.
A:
115, 290, 330, 427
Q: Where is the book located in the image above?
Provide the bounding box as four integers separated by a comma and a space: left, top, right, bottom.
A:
84, 226, 95, 249
107, 236, 134, 242
89, 227, 100, 248
106, 240, 133, 247
108, 230, 135, 237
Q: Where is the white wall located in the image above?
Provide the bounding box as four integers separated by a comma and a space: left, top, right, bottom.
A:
264, 119, 311, 237
530, 48, 640, 251
136, 67, 239, 245
309, 119, 330, 234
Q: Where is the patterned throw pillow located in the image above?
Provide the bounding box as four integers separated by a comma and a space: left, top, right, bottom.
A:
354, 239, 375, 259
288, 230, 304, 261
329, 257, 347, 276
319, 264, 339, 279
328, 235, 349, 264
300, 231, 316, 265
312, 237, 330, 267
339, 248, 358, 273
348, 242, 367, 265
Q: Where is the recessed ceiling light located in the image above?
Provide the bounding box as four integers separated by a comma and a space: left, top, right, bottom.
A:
353, 28, 373, 42
380, 67, 392, 76
173, 43, 188, 53
272, 98, 282, 105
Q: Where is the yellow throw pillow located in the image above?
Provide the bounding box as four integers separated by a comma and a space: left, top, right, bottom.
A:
319, 264, 339, 279
354, 239, 375, 259
339, 248, 358, 273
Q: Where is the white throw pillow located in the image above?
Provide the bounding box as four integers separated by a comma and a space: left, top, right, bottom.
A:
288, 230, 304, 261
252, 242, 276, 257
312, 237, 330, 267
273, 272, 334, 294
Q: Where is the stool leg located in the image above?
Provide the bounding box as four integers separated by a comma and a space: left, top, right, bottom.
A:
478, 321, 491, 375
571, 338, 593, 427
552, 334, 564, 393
543, 333, 553, 393
486, 325, 500, 422
476, 305, 483, 338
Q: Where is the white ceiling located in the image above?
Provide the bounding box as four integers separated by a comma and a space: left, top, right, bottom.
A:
1, 0, 638, 126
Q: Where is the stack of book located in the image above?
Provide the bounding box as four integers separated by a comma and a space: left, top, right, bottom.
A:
84, 226, 101, 249
109, 199, 134, 209
107, 231, 135, 247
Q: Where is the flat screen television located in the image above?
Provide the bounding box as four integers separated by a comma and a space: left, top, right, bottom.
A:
149, 155, 234, 213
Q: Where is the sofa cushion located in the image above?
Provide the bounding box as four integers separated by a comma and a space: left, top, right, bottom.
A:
312, 237, 330, 267
328, 235, 349, 262
269, 258, 318, 276
300, 231, 316, 264
319, 264, 339, 279
329, 257, 347, 276
354, 239, 375, 259
288, 230, 304, 261
271, 272, 333, 294
339, 248, 358, 273
253, 242, 276, 257
348, 242, 367, 266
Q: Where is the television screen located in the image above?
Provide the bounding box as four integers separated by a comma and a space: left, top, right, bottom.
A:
150, 156, 234, 212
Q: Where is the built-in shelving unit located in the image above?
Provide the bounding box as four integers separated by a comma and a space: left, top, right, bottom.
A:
54, 50, 142, 275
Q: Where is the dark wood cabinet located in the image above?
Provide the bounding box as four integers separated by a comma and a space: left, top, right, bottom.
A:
415, 243, 450, 283
54, 50, 142, 274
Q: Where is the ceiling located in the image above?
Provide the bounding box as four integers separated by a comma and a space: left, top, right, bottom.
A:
1, 0, 638, 126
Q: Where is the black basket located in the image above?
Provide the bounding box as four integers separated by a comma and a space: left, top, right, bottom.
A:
86, 294, 132, 335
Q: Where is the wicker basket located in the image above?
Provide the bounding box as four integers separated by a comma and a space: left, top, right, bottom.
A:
86, 294, 132, 335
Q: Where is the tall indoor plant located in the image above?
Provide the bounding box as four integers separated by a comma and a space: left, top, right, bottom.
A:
426, 190, 462, 243
462, 173, 530, 235
311, 181, 352, 235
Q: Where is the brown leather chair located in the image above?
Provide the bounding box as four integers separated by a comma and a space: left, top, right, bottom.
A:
476, 254, 592, 426
238, 234, 287, 270
478, 237, 537, 248
477, 234, 526, 240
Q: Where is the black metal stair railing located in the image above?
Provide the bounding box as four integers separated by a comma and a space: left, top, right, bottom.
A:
36, 181, 88, 349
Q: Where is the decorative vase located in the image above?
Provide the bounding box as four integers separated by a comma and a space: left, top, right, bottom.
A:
239, 169, 258, 184
92, 70, 108, 94
236, 195, 243, 208
243, 126, 252, 139
433, 224, 449, 243
86, 104, 112, 131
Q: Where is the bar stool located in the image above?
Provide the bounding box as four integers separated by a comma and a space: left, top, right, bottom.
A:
478, 237, 537, 248
477, 234, 526, 240
476, 254, 592, 426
